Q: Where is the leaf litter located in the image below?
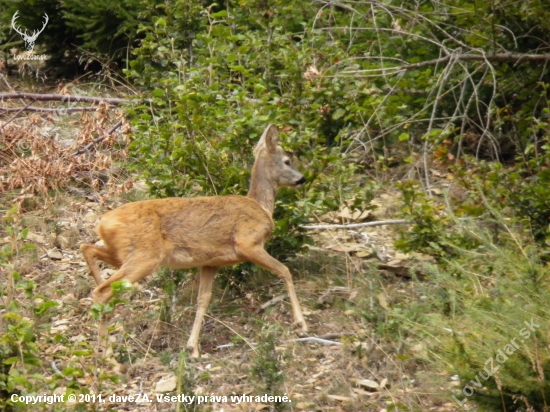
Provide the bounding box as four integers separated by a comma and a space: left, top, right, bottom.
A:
1, 89, 460, 411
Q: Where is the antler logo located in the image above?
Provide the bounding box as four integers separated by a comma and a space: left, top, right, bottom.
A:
11, 11, 49, 52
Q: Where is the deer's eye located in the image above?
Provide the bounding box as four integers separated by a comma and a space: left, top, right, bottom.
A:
284, 159, 291, 166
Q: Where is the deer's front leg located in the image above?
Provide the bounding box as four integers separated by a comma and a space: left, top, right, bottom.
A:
237, 245, 308, 332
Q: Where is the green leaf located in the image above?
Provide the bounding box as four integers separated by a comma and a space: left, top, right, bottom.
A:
34, 300, 58, 316
20, 228, 29, 240
229, 65, 247, 73
153, 88, 165, 97
111, 279, 133, 295
332, 108, 346, 120
210, 10, 228, 18
3, 357, 21, 365
72, 350, 93, 356
154, 17, 167, 27
226, 53, 238, 63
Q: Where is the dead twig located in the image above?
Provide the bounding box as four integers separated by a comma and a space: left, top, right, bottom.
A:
301, 219, 408, 230
283, 337, 344, 346
0, 106, 99, 113
0, 99, 35, 132
316, 332, 356, 340
73, 119, 125, 156
302, 217, 478, 230
259, 294, 288, 310
215, 333, 354, 351
335, 53, 550, 77
0, 92, 132, 105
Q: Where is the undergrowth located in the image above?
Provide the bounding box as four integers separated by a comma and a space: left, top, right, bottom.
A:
391, 182, 550, 410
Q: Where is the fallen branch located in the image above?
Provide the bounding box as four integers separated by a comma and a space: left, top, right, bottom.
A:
301, 219, 408, 230
0, 106, 99, 113
284, 337, 343, 346
73, 119, 125, 156
400, 52, 550, 69
0, 92, 132, 105
318, 286, 355, 304
51, 361, 64, 377
0, 99, 35, 132
215, 333, 351, 351
316, 332, 356, 340
302, 216, 479, 230
259, 294, 288, 310
215, 343, 243, 350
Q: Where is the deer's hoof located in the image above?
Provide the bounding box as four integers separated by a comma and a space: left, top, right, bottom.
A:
295, 320, 309, 335
187, 345, 200, 359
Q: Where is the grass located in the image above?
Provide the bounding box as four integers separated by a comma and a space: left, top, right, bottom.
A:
1, 188, 434, 411
5, 180, 550, 411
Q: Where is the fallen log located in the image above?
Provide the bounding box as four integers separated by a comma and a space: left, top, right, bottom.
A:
0, 92, 132, 105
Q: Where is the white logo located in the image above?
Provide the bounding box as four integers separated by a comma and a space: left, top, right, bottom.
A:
11, 11, 49, 52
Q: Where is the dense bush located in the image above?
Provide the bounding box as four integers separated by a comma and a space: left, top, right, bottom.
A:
125, 2, 377, 262
391, 127, 550, 409
3, 1, 550, 409
1, 0, 164, 74
389, 211, 550, 410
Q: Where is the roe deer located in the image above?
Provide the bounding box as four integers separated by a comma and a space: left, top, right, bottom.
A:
81, 124, 308, 357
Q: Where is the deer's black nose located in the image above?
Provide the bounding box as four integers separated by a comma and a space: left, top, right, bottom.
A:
296, 176, 306, 186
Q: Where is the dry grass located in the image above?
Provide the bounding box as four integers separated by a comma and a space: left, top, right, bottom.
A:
0, 80, 133, 204
0, 82, 462, 411
1, 185, 463, 412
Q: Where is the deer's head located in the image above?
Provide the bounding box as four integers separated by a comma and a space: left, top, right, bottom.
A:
254, 124, 306, 189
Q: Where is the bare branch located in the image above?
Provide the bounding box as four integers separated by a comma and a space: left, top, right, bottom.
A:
259, 294, 288, 310
73, 119, 125, 156
0, 106, 99, 113
215, 333, 352, 351
0, 92, 132, 105
0, 99, 35, 131
301, 219, 409, 230
283, 337, 344, 346
337, 53, 550, 77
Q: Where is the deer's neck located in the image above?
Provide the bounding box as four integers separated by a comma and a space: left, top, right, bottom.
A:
247, 160, 277, 216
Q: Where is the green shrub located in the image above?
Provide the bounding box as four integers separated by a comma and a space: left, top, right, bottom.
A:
0, 207, 42, 409
125, 3, 376, 264
451, 123, 550, 250
390, 200, 550, 410
250, 325, 287, 410
0, 0, 166, 74
0, 206, 116, 411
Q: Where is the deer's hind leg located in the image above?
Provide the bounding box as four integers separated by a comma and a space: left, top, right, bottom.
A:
81, 244, 122, 285
91, 253, 163, 349
91, 253, 163, 305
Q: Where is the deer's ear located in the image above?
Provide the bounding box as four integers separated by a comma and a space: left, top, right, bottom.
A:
256, 124, 278, 154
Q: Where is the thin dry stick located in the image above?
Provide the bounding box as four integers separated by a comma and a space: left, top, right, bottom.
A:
302, 216, 477, 230
422, 51, 460, 194
0, 92, 131, 105
334, 54, 550, 77
216, 333, 351, 351
301, 219, 408, 230
283, 337, 343, 346
0, 106, 99, 113
0, 99, 35, 132
73, 119, 124, 156
0, 73, 14, 90
259, 294, 288, 310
